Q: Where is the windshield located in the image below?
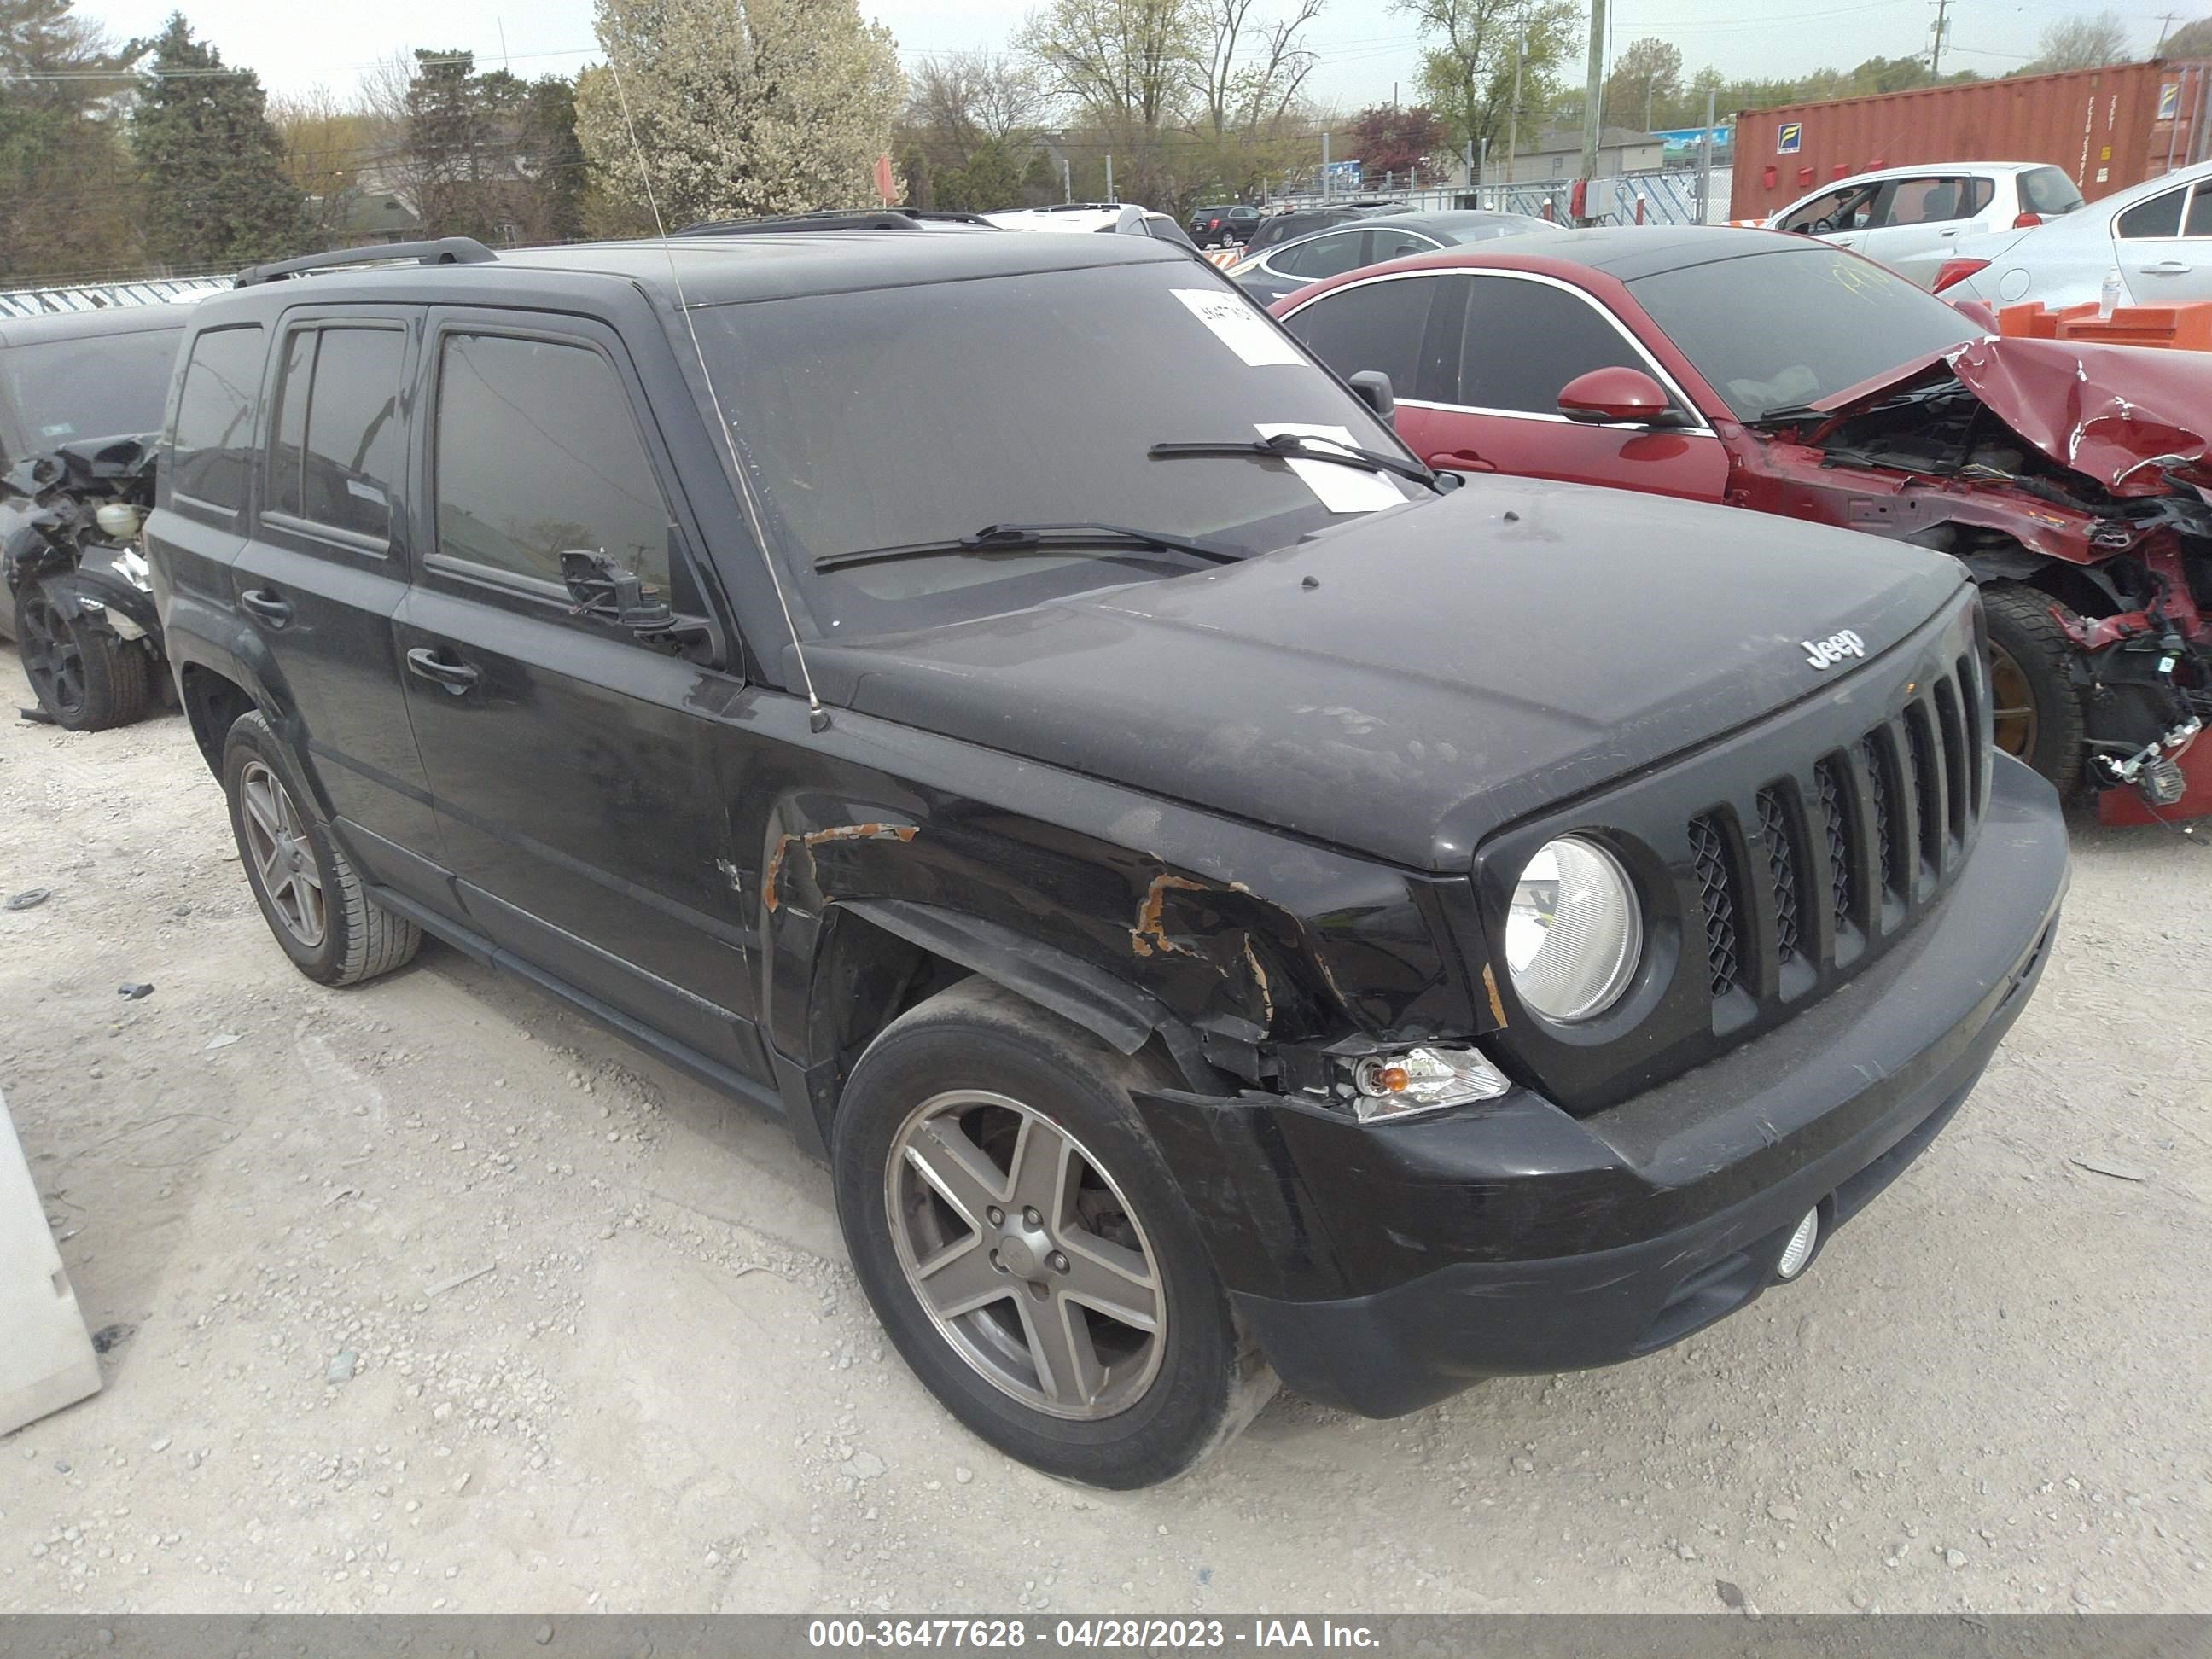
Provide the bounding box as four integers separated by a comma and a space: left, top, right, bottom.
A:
1, 326, 180, 453
690, 259, 1420, 635
1628, 247, 1977, 420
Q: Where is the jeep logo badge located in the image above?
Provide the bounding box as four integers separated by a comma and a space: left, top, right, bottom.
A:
1802, 629, 1866, 671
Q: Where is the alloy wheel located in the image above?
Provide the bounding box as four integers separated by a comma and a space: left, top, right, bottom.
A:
885, 1090, 1166, 1420
238, 760, 327, 948
18, 588, 86, 719
1988, 642, 2040, 762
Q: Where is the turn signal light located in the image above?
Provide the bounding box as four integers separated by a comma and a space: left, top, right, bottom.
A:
1933, 257, 1990, 294
1348, 1047, 1511, 1122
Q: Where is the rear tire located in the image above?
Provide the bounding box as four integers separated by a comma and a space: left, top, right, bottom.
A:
222, 711, 421, 986
833, 979, 1274, 1487
13, 573, 152, 731
1982, 583, 2088, 798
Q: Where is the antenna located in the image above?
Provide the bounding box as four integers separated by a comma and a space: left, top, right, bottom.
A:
603, 57, 831, 733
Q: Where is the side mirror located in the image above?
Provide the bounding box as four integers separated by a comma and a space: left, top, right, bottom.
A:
562, 550, 672, 628
1348, 369, 1395, 421
1557, 366, 1682, 428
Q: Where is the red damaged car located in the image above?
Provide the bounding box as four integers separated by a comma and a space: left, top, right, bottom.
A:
1272, 227, 2212, 815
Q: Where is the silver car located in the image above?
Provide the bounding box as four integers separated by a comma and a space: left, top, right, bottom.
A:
1924, 157, 2212, 308
1228, 209, 1551, 306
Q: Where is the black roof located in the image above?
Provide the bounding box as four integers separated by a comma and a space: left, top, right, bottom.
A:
1463, 224, 1800, 280
192, 228, 1190, 322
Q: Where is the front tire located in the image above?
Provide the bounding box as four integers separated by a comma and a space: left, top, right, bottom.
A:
13, 573, 151, 731
833, 979, 1274, 1487
221, 711, 421, 986
1982, 583, 2088, 798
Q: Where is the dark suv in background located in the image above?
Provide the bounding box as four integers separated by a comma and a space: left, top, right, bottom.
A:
148, 225, 2066, 1488
1188, 203, 1260, 247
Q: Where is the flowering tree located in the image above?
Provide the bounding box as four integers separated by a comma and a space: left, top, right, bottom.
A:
575, 0, 904, 224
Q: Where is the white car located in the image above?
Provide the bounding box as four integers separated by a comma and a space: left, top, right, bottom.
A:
982, 202, 1199, 249
1767, 162, 2085, 286
1929, 155, 2212, 309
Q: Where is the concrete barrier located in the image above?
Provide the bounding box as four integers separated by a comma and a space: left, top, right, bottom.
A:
0, 1082, 102, 1435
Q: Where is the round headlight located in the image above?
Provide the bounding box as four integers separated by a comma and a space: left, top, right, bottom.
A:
1504, 835, 1642, 1022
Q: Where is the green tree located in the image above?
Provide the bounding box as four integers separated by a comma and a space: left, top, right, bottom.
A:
1604, 38, 1680, 131
1020, 148, 1060, 205
1396, 0, 1581, 164
575, 0, 904, 225
130, 13, 303, 268
2028, 11, 2132, 71
0, 0, 148, 282
936, 137, 1024, 211
2165, 15, 2212, 55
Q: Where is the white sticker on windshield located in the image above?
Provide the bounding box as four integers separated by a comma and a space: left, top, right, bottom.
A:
1254, 423, 1406, 515
1171, 288, 1307, 367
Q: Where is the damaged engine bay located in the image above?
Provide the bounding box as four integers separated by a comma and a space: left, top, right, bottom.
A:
1794, 337, 2211, 810
2, 434, 164, 731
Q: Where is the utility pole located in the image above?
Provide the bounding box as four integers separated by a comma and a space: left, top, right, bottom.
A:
2155, 10, 2181, 51
1105, 154, 1114, 202
1506, 28, 1525, 186
1062, 156, 1071, 201
1928, 0, 1950, 73
1580, 0, 1606, 193
1697, 89, 1715, 224
1322, 131, 1332, 198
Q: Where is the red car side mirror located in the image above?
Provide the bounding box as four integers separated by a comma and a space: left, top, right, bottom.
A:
1557, 366, 1680, 428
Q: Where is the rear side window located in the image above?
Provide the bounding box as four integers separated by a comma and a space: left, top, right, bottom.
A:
170, 324, 265, 512
1448, 276, 1644, 415
2118, 187, 2186, 239
267, 325, 405, 542
1365, 226, 1441, 263
2018, 167, 2084, 217
433, 333, 669, 592
1283, 276, 1436, 400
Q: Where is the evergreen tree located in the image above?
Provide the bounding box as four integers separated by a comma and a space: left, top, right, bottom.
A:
0, 0, 146, 282
130, 13, 303, 267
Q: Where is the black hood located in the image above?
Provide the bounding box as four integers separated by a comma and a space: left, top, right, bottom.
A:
801, 478, 1967, 870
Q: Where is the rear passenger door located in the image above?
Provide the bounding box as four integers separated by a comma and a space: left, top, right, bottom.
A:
1855, 175, 1995, 273
231, 309, 445, 894
393, 309, 767, 1080
147, 323, 266, 667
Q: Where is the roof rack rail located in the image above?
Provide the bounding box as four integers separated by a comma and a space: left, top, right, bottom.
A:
234, 236, 500, 288
672, 208, 996, 237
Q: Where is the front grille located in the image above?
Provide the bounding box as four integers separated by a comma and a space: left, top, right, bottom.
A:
1682, 655, 1986, 1015
1687, 812, 1741, 997
1755, 788, 1802, 963
1813, 758, 1854, 931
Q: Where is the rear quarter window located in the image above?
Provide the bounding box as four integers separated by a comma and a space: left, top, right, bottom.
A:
2018, 167, 2084, 217
2118, 187, 2185, 239
169, 324, 265, 514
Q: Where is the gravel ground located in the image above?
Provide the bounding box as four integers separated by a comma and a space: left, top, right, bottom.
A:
0, 651, 2207, 1618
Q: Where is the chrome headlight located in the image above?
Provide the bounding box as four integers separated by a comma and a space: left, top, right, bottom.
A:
1504, 835, 1641, 1022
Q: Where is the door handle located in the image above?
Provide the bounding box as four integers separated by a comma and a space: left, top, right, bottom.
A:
238, 588, 292, 627
1427, 449, 1496, 474
1937, 227, 1960, 238
2143, 259, 2193, 275
405, 647, 481, 691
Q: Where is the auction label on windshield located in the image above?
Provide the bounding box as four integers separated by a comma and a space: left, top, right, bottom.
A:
1171, 288, 1307, 368
1254, 424, 1406, 515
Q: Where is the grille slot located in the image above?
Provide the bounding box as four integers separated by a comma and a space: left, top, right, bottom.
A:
1904, 702, 1942, 873
1955, 652, 1985, 818
1934, 678, 1969, 844
1813, 757, 1854, 931
1687, 813, 1742, 998
1755, 787, 1803, 963
1864, 732, 1901, 898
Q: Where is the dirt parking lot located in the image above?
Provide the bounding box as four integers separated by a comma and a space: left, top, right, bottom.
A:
1, 651, 2208, 1618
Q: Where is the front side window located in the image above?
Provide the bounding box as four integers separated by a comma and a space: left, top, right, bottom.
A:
1273, 231, 1365, 280
433, 333, 669, 592
2118, 186, 2186, 240
1450, 276, 1644, 415
170, 325, 265, 512
2186, 185, 2212, 237
266, 325, 405, 542
1282, 276, 1436, 400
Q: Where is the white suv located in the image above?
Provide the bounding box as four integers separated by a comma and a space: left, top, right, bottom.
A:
1767, 163, 2086, 286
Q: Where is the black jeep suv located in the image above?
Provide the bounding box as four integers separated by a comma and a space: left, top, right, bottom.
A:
148, 227, 2068, 1488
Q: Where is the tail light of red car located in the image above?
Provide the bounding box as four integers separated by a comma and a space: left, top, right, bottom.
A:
1933, 257, 1990, 294
2012, 212, 2042, 229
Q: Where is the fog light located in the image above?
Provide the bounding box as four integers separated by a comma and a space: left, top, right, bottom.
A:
1776, 1208, 1819, 1279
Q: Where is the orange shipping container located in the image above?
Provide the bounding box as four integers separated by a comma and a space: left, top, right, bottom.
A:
1731, 59, 2212, 223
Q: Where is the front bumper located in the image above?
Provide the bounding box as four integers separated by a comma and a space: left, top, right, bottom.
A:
1132, 756, 2068, 1417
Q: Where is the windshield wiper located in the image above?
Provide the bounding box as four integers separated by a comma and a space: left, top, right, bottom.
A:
813, 521, 1243, 573
1148, 430, 1444, 492
1743, 401, 1825, 428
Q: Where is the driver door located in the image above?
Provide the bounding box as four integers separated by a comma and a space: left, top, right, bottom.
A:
393, 307, 768, 1079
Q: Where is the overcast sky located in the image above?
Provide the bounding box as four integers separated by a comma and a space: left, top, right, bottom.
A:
88, 0, 2182, 113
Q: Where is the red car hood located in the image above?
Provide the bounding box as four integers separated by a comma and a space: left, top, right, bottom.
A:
1812, 335, 2212, 496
